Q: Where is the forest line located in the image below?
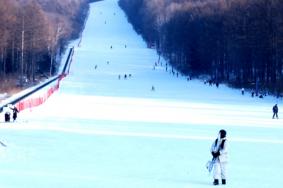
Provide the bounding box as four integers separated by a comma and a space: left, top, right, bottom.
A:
0, 0, 92, 95
119, 0, 283, 96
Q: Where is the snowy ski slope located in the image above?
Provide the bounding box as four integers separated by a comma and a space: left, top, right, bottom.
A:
1, 0, 283, 187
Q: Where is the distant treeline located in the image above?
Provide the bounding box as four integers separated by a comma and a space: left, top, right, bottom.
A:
0, 0, 90, 85
119, 0, 283, 95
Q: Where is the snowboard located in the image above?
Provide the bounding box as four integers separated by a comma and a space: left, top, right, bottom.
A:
206, 158, 216, 173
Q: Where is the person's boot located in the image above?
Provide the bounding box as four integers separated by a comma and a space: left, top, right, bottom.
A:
222, 179, 226, 185
213, 179, 219, 185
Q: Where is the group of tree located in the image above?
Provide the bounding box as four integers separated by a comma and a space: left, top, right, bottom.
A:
0, 0, 92, 88
119, 0, 283, 96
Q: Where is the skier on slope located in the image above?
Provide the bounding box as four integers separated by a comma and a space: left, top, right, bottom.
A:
210, 129, 228, 185
10, 104, 19, 121
2, 105, 12, 122
272, 104, 279, 119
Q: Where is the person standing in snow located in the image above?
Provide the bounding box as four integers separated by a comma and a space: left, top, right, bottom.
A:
3, 105, 12, 122
251, 90, 255, 97
10, 105, 19, 121
272, 104, 279, 119
216, 82, 219, 88
210, 129, 228, 185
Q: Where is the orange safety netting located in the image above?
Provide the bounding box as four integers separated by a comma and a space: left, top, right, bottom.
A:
15, 59, 72, 112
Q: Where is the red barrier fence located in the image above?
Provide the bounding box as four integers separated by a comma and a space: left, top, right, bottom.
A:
0, 47, 74, 113
15, 59, 72, 112
15, 77, 61, 111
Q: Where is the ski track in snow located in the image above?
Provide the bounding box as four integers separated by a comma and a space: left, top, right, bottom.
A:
1, 0, 283, 187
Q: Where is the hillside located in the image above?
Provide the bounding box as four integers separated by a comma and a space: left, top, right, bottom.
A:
119, 0, 283, 96
0, 1, 282, 187
0, 0, 90, 98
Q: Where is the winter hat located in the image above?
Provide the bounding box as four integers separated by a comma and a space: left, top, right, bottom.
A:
219, 129, 226, 139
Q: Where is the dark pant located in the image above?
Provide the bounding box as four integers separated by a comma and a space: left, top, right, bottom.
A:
5, 113, 10, 122
273, 112, 278, 119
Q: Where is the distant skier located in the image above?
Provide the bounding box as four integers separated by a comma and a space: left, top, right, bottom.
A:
210, 129, 228, 185
10, 105, 19, 121
3, 105, 12, 122
216, 82, 219, 88
251, 91, 255, 97
272, 104, 279, 119
151, 86, 155, 91
241, 88, 245, 95
4, 112, 10, 122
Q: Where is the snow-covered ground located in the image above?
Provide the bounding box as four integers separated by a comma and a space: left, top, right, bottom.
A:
1, 0, 283, 187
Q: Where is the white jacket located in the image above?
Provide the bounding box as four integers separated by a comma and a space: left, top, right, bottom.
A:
211, 137, 228, 163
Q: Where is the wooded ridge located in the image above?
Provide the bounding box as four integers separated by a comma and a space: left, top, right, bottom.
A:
0, 0, 91, 94
119, 0, 283, 96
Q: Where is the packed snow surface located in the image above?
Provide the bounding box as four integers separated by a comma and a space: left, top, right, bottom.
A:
1, 0, 283, 187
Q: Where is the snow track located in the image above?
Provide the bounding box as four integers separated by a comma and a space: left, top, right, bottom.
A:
1, 0, 283, 187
